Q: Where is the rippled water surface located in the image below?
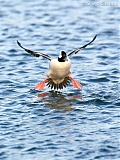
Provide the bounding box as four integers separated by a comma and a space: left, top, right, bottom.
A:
0, 0, 120, 159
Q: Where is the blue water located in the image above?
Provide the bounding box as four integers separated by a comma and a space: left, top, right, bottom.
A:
0, 0, 120, 159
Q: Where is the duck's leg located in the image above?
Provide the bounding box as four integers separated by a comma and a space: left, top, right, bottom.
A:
35, 79, 48, 91
69, 76, 82, 88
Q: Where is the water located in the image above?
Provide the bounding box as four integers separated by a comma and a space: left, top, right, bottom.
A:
0, 0, 120, 159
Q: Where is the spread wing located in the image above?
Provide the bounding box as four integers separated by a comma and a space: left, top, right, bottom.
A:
68, 35, 97, 57
17, 41, 51, 60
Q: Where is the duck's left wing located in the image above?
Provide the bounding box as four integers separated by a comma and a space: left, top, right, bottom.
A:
68, 35, 97, 57
17, 41, 51, 60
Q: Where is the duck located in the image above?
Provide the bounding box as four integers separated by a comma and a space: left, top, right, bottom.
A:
17, 35, 97, 91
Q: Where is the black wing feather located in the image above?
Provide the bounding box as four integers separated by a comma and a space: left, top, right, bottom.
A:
17, 41, 51, 60
68, 35, 97, 57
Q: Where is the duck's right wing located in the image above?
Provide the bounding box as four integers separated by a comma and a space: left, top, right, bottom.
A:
17, 41, 51, 61
68, 35, 97, 57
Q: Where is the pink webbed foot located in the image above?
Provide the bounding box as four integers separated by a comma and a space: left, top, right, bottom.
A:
69, 76, 82, 89
35, 79, 48, 91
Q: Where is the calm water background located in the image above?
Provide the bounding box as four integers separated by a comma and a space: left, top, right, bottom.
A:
0, 0, 120, 159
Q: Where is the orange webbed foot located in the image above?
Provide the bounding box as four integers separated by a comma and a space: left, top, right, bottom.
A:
35, 79, 48, 91
69, 76, 82, 89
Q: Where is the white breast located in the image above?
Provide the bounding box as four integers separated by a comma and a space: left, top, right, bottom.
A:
46, 58, 71, 84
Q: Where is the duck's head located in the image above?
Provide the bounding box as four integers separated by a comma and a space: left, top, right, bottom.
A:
58, 51, 68, 62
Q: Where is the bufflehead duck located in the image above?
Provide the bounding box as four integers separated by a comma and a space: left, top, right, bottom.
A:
17, 35, 97, 91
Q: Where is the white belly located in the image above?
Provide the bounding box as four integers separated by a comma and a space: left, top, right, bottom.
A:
46, 59, 71, 84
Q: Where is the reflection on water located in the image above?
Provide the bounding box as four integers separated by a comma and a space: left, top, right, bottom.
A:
37, 90, 82, 112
